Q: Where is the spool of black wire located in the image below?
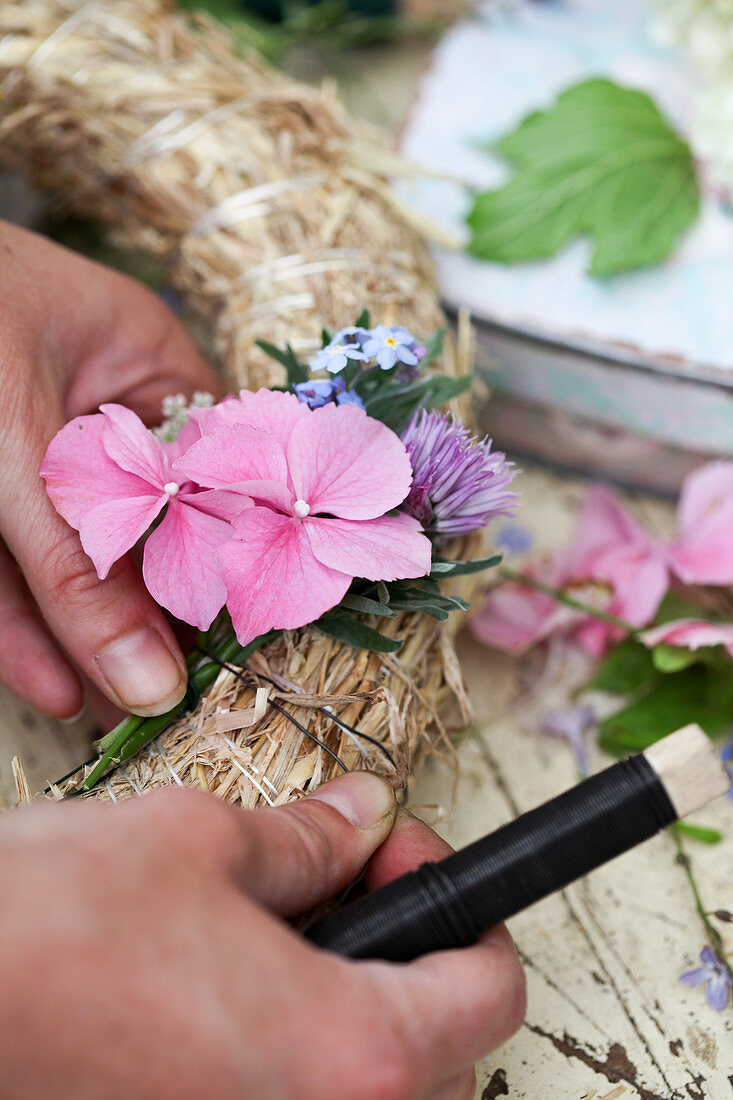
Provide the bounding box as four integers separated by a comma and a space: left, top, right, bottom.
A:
304, 725, 729, 962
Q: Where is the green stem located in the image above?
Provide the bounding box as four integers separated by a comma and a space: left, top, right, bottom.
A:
498, 566, 638, 636
671, 830, 733, 981
81, 630, 278, 792
95, 713, 143, 754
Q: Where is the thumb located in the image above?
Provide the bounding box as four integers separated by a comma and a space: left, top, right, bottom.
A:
237, 771, 397, 917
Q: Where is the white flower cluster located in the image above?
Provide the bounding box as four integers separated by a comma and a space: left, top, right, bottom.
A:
650, 0, 733, 193
154, 390, 215, 442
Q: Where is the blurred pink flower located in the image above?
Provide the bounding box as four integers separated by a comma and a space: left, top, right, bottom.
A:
639, 618, 733, 658
667, 462, 733, 586
41, 404, 247, 629
472, 485, 669, 657
176, 390, 431, 645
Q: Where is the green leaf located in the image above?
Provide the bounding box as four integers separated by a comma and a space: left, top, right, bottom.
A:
339, 593, 395, 618
364, 374, 472, 430
316, 615, 403, 653
355, 308, 371, 328
430, 553, 502, 578
654, 589, 706, 625
652, 643, 699, 673
421, 327, 446, 367
599, 665, 733, 756
467, 78, 700, 276
591, 637, 657, 695
671, 822, 723, 845
255, 339, 308, 385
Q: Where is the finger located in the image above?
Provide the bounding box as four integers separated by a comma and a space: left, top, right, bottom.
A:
0, 540, 82, 718
364, 809, 453, 891
62, 272, 225, 424
426, 1068, 477, 1100
232, 771, 398, 917
369, 924, 525, 1087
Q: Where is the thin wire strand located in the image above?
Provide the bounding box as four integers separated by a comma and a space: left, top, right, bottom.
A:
195, 649, 349, 775
195, 649, 397, 771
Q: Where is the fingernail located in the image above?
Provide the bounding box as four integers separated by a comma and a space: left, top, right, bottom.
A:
309, 771, 396, 829
60, 704, 87, 725
95, 628, 187, 716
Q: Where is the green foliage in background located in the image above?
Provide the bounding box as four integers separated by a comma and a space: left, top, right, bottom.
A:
467, 79, 700, 277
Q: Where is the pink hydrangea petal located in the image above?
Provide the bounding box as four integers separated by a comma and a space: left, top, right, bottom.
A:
192, 388, 310, 450
78, 493, 165, 580
179, 488, 253, 524
305, 513, 431, 582
667, 539, 733, 586
470, 581, 577, 654
592, 547, 669, 628
287, 404, 413, 520
574, 619, 614, 658
676, 461, 733, 534
561, 484, 649, 578
41, 414, 155, 529
99, 404, 170, 488
173, 425, 292, 512
668, 462, 733, 585
219, 509, 351, 646
142, 501, 230, 630
161, 417, 202, 464
640, 618, 733, 658
669, 515, 733, 586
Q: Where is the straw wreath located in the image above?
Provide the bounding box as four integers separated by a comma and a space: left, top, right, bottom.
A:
0, 0, 483, 805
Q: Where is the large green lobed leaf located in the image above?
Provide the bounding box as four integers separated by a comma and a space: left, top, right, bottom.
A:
467, 79, 700, 276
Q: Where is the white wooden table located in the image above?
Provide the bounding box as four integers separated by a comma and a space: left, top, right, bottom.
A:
409, 470, 733, 1099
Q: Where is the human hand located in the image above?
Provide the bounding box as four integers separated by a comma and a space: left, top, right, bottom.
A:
0, 220, 223, 719
0, 772, 525, 1099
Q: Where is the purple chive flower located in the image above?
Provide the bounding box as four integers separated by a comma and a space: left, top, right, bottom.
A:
310, 332, 368, 374
294, 375, 364, 410
679, 947, 732, 1011
363, 325, 420, 371
400, 410, 518, 544
540, 704, 596, 777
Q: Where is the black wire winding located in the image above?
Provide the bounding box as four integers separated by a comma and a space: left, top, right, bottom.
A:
305, 752, 678, 961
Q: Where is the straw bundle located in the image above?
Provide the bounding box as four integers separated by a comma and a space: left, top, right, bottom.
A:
0, 0, 482, 805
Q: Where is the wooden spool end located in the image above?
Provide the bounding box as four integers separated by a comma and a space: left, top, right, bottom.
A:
645, 724, 730, 819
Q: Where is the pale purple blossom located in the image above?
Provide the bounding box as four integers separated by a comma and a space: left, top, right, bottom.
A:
294, 378, 340, 408
679, 946, 732, 1011
335, 388, 365, 408
310, 335, 367, 374
720, 735, 733, 798
295, 376, 364, 410
363, 325, 420, 371
400, 410, 518, 544
496, 522, 534, 556
540, 704, 596, 776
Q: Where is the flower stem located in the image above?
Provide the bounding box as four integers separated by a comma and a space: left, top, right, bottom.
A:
497, 566, 637, 635
672, 829, 733, 980
81, 630, 277, 792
